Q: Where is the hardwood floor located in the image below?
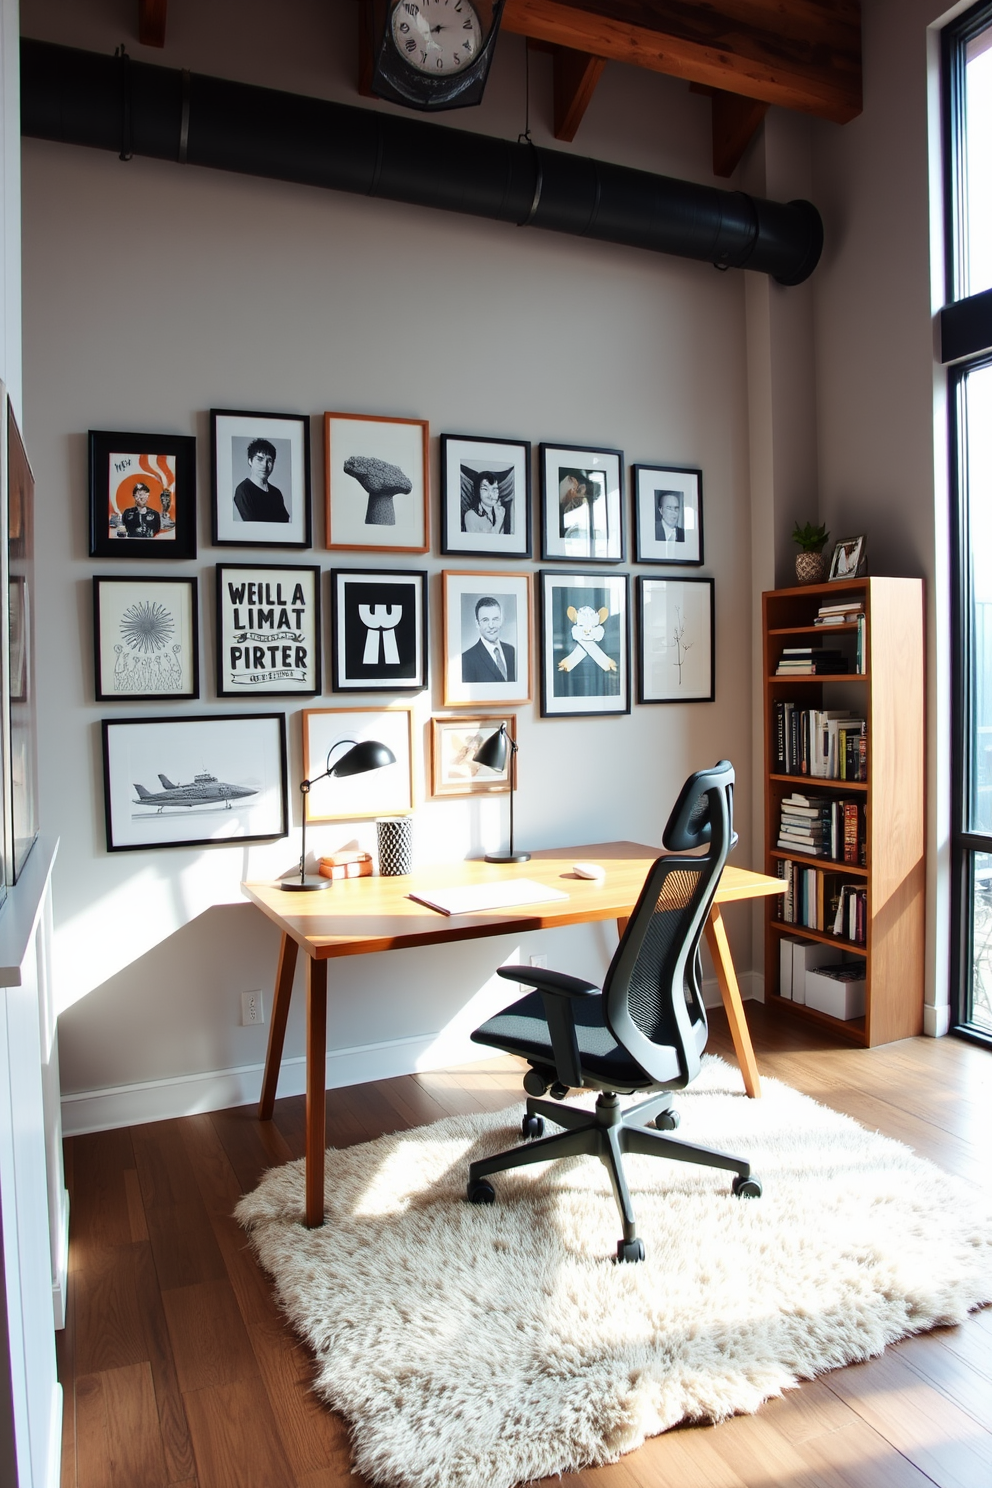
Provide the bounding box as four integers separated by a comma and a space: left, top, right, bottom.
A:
57, 1006, 992, 1488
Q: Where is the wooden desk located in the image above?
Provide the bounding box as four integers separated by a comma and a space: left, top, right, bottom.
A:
243, 842, 783, 1226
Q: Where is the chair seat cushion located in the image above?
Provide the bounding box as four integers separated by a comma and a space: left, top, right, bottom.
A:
471, 989, 664, 1088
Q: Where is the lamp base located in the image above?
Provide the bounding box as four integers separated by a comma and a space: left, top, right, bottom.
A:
484, 851, 531, 864
279, 876, 333, 892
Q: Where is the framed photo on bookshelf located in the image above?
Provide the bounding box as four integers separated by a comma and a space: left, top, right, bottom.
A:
89, 430, 196, 559
637, 576, 714, 703
439, 434, 531, 558
302, 707, 414, 821
93, 576, 199, 701
441, 570, 531, 707
828, 535, 867, 580
330, 569, 428, 692
215, 564, 321, 697
538, 570, 630, 717
539, 444, 624, 563
325, 412, 429, 552
632, 464, 703, 565
431, 715, 515, 795
210, 409, 312, 548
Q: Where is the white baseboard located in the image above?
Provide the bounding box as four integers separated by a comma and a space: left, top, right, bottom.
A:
923, 1002, 951, 1038
62, 972, 767, 1136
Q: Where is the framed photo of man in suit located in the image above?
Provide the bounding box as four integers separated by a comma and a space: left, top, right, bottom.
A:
442, 570, 531, 707
632, 464, 703, 565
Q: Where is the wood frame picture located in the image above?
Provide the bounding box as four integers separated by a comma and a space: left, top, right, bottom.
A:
102, 712, 288, 852
637, 576, 715, 703
93, 576, 199, 702
538, 569, 630, 718
431, 715, 515, 796
89, 429, 197, 560
330, 569, 428, 692
325, 412, 429, 552
210, 409, 312, 549
828, 535, 868, 580
302, 706, 414, 821
441, 570, 531, 707
632, 464, 704, 565
215, 564, 321, 697
539, 443, 624, 563
439, 433, 531, 558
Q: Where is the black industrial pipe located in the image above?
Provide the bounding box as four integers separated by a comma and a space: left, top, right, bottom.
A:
20, 38, 822, 285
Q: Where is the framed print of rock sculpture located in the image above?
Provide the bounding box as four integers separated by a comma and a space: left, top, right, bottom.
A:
325, 412, 429, 553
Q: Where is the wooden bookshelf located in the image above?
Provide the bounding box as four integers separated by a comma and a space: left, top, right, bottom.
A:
762, 577, 925, 1046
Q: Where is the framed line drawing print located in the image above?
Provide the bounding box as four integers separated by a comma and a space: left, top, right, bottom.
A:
442, 570, 531, 707
540, 443, 624, 563
215, 564, 321, 697
89, 430, 196, 559
431, 715, 514, 796
93, 576, 199, 701
632, 464, 703, 565
325, 412, 429, 552
102, 712, 288, 852
539, 570, 630, 718
211, 409, 312, 548
330, 569, 428, 692
637, 576, 714, 703
439, 434, 531, 558
303, 707, 414, 821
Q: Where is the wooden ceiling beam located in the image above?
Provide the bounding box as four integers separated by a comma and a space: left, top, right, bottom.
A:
501, 0, 862, 125
138, 0, 167, 49
553, 47, 607, 141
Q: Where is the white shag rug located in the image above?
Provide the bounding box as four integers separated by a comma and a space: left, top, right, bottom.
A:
236, 1058, 992, 1488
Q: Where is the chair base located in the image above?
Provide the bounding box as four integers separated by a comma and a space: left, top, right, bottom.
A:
467, 1089, 755, 1256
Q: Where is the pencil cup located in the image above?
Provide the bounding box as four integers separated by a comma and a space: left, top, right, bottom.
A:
376, 817, 413, 876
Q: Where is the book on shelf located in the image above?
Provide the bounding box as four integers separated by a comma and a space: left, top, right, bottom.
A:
775, 793, 866, 865
776, 646, 849, 675
775, 859, 867, 943
773, 704, 868, 780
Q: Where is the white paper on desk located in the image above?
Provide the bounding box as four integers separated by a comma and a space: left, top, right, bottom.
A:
407, 879, 569, 917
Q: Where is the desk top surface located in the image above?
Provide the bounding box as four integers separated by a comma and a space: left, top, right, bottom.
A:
242, 842, 783, 960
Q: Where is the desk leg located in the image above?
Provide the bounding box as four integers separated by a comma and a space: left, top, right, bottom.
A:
305, 958, 328, 1228
617, 917, 629, 939
703, 906, 761, 1098
258, 933, 299, 1121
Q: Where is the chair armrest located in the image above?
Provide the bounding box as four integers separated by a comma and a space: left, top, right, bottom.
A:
497, 965, 600, 999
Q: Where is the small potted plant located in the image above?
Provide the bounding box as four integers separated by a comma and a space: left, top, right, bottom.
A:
792, 521, 830, 585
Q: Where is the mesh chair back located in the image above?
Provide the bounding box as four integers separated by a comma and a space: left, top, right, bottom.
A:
603, 761, 735, 1088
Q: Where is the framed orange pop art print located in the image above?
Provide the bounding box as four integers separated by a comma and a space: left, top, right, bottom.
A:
89, 430, 197, 559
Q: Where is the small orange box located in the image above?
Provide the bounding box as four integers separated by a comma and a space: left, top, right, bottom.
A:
318, 852, 373, 880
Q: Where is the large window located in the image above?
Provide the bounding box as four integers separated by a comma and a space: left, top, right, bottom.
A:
944, 2, 992, 1042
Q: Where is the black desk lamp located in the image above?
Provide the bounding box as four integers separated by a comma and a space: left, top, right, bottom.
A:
281, 737, 396, 892
473, 723, 529, 864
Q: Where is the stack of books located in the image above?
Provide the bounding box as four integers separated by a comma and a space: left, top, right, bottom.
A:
775, 860, 867, 943
773, 704, 868, 780
814, 598, 864, 626
775, 646, 848, 676
777, 792, 866, 863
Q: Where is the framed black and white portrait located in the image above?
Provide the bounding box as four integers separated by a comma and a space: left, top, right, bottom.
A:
93, 576, 199, 701
330, 569, 428, 692
442, 570, 531, 707
439, 434, 531, 558
303, 706, 415, 821
539, 570, 630, 718
215, 564, 321, 697
325, 412, 429, 553
210, 409, 312, 548
540, 444, 624, 563
102, 712, 287, 852
632, 464, 703, 565
89, 430, 197, 560
637, 576, 714, 703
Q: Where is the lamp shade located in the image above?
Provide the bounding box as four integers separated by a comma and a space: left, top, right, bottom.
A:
329, 739, 396, 777
472, 726, 507, 774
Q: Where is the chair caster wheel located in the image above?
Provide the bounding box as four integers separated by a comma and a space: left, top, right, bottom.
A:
616, 1238, 645, 1263
732, 1174, 762, 1198
654, 1109, 680, 1131
522, 1114, 545, 1139
549, 1082, 570, 1100
467, 1178, 495, 1204
523, 1068, 550, 1098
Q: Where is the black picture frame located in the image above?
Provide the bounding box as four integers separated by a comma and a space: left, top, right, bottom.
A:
637, 576, 715, 703
210, 409, 312, 549
330, 569, 428, 692
89, 429, 196, 559
439, 433, 532, 558
215, 563, 321, 698
538, 570, 631, 718
539, 443, 624, 564
632, 464, 704, 565
93, 575, 199, 702
102, 712, 288, 852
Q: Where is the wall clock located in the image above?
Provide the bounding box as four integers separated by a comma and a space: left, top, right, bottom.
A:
366, 0, 507, 112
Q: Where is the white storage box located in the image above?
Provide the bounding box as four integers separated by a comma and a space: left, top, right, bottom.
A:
791, 941, 839, 1006
805, 963, 866, 1020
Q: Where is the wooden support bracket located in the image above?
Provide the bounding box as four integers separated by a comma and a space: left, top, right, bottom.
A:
691, 83, 769, 178
553, 47, 606, 142
138, 0, 167, 49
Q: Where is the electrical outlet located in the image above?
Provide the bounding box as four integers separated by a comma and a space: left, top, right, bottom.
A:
529, 955, 547, 969
241, 990, 264, 1026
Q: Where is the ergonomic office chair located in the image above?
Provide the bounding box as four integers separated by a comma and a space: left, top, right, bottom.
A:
466, 760, 761, 1262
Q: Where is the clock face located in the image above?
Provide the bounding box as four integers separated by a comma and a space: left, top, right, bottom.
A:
390, 0, 483, 76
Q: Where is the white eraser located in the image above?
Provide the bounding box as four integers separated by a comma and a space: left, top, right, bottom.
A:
573, 862, 606, 880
